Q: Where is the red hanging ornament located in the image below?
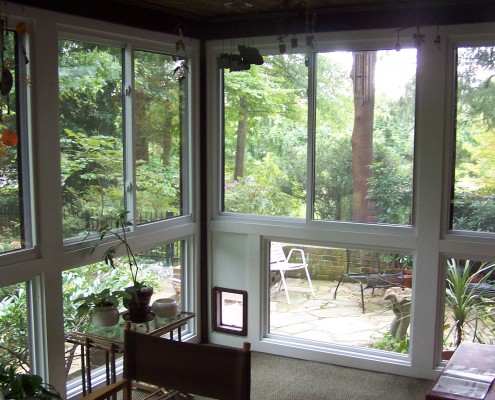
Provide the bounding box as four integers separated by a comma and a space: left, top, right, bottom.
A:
2, 130, 18, 146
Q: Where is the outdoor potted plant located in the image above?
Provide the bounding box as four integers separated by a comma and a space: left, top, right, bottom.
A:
397, 254, 413, 288
75, 288, 131, 327
91, 210, 154, 323
0, 364, 62, 399
444, 258, 495, 357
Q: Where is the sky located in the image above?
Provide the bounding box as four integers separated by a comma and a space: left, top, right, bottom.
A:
322, 48, 418, 99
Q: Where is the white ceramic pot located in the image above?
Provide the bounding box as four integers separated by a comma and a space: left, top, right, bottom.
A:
152, 298, 178, 318
91, 305, 120, 327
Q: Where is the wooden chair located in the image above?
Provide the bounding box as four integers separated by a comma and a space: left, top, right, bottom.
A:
82, 321, 251, 400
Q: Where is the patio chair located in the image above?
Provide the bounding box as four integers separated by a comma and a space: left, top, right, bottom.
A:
270, 242, 315, 304
333, 249, 404, 313
82, 321, 251, 400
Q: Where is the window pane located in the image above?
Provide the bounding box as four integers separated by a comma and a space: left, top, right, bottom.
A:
63, 240, 184, 391
0, 282, 29, 371
59, 39, 124, 239
0, 30, 28, 253
443, 258, 495, 359
451, 46, 495, 232
314, 49, 416, 224
269, 242, 413, 354
134, 50, 184, 223
223, 54, 307, 217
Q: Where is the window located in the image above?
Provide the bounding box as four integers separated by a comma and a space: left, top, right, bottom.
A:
0, 282, 30, 371
59, 40, 188, 239
269, 241, 412, 354
0, 28, 31, 254
58, 39, 124, 239
451, 45, 495, 232
63, 240, 186, 391
223, 54, 308, 217
443, 258, 495, 359
222, 49, 417, 225
314, 49, 416, 224
134, 50, 185, 223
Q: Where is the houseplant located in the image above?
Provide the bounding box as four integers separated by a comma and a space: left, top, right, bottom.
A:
91, 210, 154, 323
0, 365, 62, 399
75, 288, 131, 327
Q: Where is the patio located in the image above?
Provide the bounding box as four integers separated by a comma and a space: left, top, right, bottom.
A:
270, 277, 402, 348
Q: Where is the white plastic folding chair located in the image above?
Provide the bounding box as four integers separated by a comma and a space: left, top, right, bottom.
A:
270, 242, 315, 304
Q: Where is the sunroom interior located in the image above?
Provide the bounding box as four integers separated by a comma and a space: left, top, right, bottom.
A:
2, 0, 495, 398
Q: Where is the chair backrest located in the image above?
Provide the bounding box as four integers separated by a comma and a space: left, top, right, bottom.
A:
270, 242, 287, 265
124, 326, 251, 400
345, 249, 383, 275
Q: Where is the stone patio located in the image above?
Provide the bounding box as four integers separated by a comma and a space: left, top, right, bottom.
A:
270, 277, 402, 348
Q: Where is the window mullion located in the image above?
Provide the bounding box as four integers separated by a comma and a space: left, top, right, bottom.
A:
124, 45, 135, 223
307, 51, 317, 222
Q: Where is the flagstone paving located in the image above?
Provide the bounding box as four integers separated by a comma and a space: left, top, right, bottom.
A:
270, 277, 401, 348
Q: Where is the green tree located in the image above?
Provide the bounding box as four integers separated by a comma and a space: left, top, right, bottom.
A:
224, 54, 308, 216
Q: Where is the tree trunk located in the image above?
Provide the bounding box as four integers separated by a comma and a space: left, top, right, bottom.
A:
234, 96, 248, 181
351, 52, 376, 223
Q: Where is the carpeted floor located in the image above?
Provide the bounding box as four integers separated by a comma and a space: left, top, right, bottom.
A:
192, 351, 434, 400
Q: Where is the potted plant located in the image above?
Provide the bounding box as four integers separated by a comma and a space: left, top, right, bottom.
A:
444, 259, 494, 351
397, 254, 413, 288
0, 365, 62, 399
75, 288, 131, 327
91, 210, 154, 323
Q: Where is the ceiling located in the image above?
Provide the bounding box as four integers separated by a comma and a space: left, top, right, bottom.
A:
8, 0, 495, 39
114, 0, 484, 22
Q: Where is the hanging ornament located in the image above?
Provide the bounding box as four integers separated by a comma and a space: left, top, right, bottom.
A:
434, 26, 441, 51
1, 130, 18, 146
277, 35, 286, 54
172, 24, 189, 84
15, 21, 27, 36
1, 64, 12, 96
16, 21, 29, 65
395, 30, 401, 52
291, 35, 298, 49
412, 27, 426, 51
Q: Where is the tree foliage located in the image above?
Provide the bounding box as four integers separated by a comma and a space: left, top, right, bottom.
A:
58, 40, 183, 236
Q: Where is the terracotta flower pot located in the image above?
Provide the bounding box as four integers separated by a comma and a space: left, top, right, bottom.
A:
403, 273, 413, 288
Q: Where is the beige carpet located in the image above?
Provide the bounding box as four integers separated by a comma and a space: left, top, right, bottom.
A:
192, 351, 434, 400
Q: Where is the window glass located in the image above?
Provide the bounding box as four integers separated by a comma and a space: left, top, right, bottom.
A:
223, 54, 308, 217
443, 258, 495, 359
451, 46, 495, 232
314, 49, 416, 224
269, 241, 413, 354
0, 29, 29, 253
58, 39, 124, 239
134, 50, 184, 223
63, 240, 184, 391
0, 282, 29, 371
